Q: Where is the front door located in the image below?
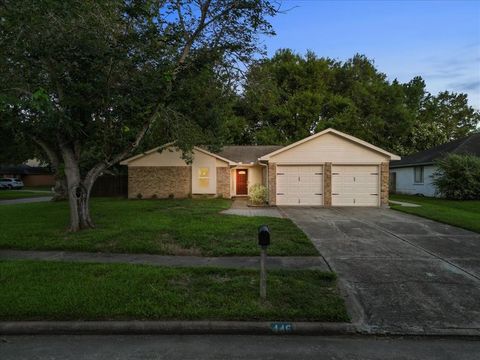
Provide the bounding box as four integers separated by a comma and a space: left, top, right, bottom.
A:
236, 169, 248, 195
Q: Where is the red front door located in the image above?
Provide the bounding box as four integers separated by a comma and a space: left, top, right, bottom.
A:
236, 169, 248, 195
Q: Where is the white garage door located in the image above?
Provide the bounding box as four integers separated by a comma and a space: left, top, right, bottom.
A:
332, 165, 379, 206
276, 166, 323, 206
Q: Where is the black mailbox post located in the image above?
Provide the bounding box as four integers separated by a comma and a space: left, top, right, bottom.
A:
258, 225, 270, 300
258, 225, 270, 248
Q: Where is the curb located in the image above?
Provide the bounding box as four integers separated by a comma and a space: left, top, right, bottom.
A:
1, 321, 479, 337
0, 321, 358, 336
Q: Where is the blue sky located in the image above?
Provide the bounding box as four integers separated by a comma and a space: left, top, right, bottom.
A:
262, 0, 480, 109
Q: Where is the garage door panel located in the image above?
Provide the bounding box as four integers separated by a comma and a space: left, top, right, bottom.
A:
332, 165, 379, 207
277, 165, 323, 206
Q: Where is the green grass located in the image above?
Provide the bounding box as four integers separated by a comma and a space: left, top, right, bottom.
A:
390, 194, 480, 233
0, 190, 52, 200
0, 260, 348, 321
0, 198, 317, 256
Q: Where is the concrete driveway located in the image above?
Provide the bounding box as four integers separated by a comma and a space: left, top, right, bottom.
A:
281, 207, 480, 335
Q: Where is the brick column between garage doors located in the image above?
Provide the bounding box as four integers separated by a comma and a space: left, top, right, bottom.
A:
268, 163, 276, 206
381, 162, 389, 207
324, 162, 332, 207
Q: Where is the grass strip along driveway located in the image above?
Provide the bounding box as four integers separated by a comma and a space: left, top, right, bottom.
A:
0, 260, 348, 322
0, 198, 317, 256
390, 194, 480, 233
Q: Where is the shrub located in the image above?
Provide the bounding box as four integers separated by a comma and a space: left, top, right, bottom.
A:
248, 184, 268, 205
433, 154, 480, 200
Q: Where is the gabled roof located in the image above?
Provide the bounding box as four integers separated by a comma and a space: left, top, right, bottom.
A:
259, 128, 401, 160
119, 143, 236, 165
215, 145, 283, 163
390, 133, 480, 168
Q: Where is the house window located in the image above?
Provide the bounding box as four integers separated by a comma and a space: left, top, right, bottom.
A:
198, 167, 209, 188
414, 166, 424, 184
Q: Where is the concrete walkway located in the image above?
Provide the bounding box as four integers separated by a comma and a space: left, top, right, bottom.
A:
0, 196, 53, 205
221, 198, 283, 218
389, 200, 421, 207
0, 249, 329, 270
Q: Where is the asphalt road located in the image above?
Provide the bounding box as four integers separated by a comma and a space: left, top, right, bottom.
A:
1, 335, 479, 360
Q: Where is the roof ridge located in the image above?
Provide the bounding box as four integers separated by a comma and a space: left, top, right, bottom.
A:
455, 133, 480, 153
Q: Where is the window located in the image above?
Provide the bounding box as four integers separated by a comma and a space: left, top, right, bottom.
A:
414, 166, 424, 184
198, 167, 209, 188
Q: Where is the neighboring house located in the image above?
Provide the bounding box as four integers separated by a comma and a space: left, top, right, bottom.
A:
389, 133, 480, 197
120, 128, 400, 207
0, 164, 55, 187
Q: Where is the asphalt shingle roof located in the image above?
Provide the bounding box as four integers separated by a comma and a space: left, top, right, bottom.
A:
390, 133, 480, 168
215, 145, 284, 163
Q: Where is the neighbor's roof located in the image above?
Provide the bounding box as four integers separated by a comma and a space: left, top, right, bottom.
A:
215, 145, 284, 163
0, 164, 51, 175
390, 133, 480, 168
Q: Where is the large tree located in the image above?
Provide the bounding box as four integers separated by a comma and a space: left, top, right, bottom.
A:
237, 49, 480, 154
0, 0, 278, 231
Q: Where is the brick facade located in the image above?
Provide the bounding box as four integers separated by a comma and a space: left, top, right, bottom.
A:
268, 162, 276, 205
128, 166, 191, 199
216, 167, 231, 198
323, 162, 332, 207
380, 162, 389, 207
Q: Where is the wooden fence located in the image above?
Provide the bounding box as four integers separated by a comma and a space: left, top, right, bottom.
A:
91, 175, 128, 197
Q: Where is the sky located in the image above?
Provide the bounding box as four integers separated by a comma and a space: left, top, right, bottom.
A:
261, 0, 480, 109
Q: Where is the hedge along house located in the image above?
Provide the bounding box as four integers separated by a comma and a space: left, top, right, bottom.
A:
120, 128, 400, 207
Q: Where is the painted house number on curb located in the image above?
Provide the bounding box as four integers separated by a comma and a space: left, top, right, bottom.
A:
271, 322, 293, 333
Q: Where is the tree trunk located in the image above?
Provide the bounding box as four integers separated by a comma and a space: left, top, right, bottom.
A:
61, 144, 95, 231
30, 136, 68, 201
52, 176, 67, 201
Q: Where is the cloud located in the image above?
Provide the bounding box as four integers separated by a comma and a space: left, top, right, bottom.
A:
449, 80, 480, 91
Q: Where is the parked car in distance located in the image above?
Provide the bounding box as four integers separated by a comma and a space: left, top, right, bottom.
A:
0, 178, 24, 189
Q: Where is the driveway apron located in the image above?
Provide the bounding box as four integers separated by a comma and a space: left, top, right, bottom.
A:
281, 206, 480, 334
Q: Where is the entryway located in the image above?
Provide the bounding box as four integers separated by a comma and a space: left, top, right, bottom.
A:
236, 169, 248, 195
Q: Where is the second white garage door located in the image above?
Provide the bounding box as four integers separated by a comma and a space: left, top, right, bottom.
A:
332, 165, 379, 206
276, 165, 323, 206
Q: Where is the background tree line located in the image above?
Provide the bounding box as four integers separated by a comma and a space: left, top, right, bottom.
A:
224, 49, 480, 155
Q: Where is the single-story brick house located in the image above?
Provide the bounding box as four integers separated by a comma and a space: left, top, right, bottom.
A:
0, 164, 55, 187
121, 128, 400, 207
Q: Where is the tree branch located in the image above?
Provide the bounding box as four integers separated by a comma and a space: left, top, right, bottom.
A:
31, 136, 60, 171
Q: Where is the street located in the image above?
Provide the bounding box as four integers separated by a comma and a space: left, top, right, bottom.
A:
1, 335, 479, 360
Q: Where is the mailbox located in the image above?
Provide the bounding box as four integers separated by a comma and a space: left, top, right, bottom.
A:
258, 225, 270, 247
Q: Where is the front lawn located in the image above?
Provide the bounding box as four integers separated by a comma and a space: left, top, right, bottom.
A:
0, 260, 348, 321
0, 198, 317, 256
0, 190, 52, 200
390, 194, 480, 233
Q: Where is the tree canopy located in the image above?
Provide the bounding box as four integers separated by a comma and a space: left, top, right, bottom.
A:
233, 49, 480, 155
0, 0, 278, 230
